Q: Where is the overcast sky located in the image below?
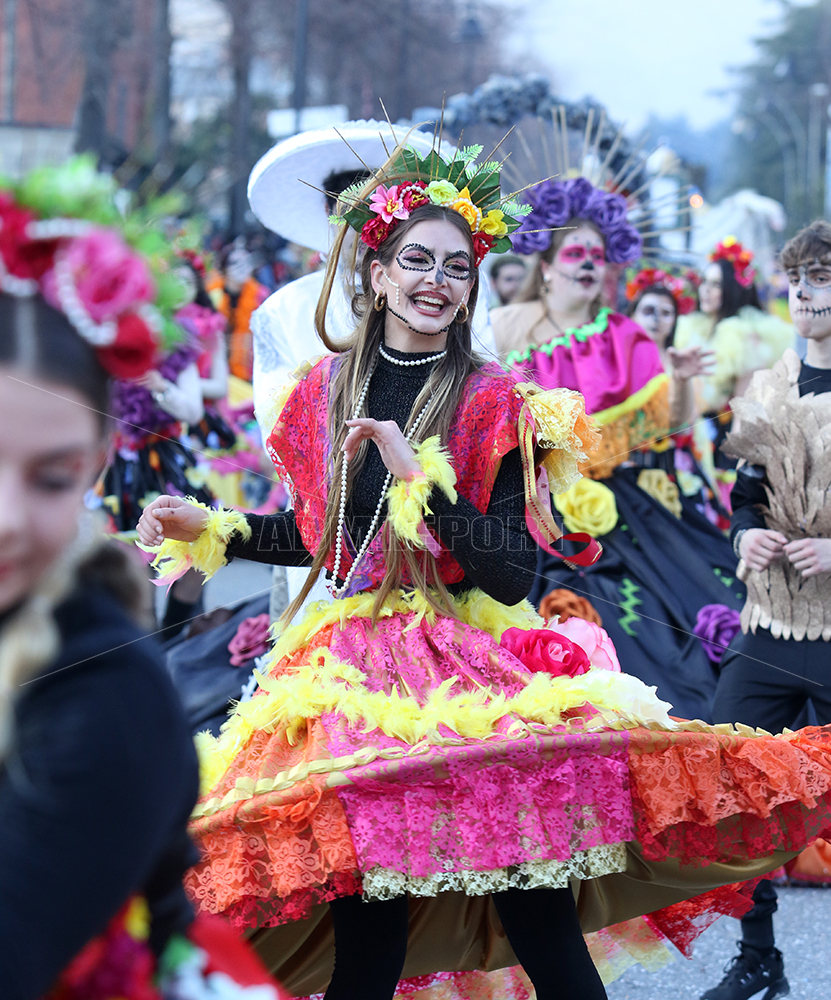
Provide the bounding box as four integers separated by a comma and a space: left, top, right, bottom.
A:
501, 0, 814, 131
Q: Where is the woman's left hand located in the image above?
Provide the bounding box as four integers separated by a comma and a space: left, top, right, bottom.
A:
343, 418, 421, 480
784, 537, 831, 577
133, 369, 168, 393
667, 345, 715, 381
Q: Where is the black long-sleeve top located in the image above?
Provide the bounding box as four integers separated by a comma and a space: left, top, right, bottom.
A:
0, 585, 200, 1000
730, 361, 831, 545
228, 346, 538, 606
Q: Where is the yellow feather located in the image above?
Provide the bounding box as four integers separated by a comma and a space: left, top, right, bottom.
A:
386, 436, 457, 549
140, 500, 252, 585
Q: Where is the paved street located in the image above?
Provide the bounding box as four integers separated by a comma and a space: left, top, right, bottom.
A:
607, 886, 831, 999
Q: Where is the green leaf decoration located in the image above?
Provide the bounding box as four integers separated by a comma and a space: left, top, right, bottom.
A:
328, 214, 346, 225
457, 144, 483, 164
502, 200, 532, 217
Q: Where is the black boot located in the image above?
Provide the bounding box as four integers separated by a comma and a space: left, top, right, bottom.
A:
700, 942, 789, 1000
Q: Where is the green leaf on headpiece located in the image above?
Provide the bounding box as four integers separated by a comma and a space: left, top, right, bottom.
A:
502, 200, 532, 217
492, 235, 514, 254
445, 159, 470, 187
328, 214, 346, 225
467, 171, 500, 207
456, 144, 483, 164
478, 161, 500, 173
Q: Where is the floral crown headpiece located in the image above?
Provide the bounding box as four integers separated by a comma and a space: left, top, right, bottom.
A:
510, 177, 642, 264
329, 142, 532, 267
710, 236, 756, 289
625, 265, 700, 315
0, 156, 187, 379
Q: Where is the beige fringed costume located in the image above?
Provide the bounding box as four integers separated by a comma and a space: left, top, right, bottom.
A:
723, 349, 831, 641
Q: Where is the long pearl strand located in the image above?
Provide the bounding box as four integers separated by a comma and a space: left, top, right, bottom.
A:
329, 363, 433, 598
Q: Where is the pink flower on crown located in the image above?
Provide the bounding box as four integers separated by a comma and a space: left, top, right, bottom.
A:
369, 184, 410, 224
54, 229, 155, 323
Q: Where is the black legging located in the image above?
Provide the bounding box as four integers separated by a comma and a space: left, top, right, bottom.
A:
324, 887, 607, 1000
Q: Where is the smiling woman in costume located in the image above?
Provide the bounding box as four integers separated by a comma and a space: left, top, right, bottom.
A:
492, 179, 743, 721
141, 141, 831, 1000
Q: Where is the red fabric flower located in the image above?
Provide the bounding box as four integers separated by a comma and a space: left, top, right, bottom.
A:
360, 216, 393, 250
472, 231, 495, 266
402, 182, 428, 211
95, 314, 158, 379
228, 613, 271, 666
0, 193, 58, 280
500, 626, 591, 678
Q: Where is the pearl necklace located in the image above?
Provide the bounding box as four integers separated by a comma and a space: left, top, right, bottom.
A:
329, 361, 434, 597
379, 344, 447, 367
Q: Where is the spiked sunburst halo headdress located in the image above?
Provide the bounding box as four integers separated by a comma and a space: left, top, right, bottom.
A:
492, 105, 693, 266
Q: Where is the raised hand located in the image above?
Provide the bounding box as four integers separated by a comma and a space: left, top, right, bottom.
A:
137, 495, 209, 546
667, 345, 716, 381
343, 418, 421, 480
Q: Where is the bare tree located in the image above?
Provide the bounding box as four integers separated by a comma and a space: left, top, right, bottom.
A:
151, 0, 173, 161
74, 0, 131, 160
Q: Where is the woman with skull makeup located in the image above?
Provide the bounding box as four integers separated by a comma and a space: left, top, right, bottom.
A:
674, 239, 792, 475
493, 179, 744, 722
138, 147, 831, 1000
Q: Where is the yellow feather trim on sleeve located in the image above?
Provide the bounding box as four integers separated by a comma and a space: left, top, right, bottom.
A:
386, 435, 457, 549
514, 383, 600, 495
141, 499, 252, 585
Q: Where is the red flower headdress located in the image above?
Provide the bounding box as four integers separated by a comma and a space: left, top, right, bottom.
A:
0, 159, 189, 379
625, 266, 700, 315
709, 236, 756, 289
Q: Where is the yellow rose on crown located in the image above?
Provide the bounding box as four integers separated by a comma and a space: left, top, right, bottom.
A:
425, 180, 460, 205
480, 209, 509, 237
450, 187, 482, 231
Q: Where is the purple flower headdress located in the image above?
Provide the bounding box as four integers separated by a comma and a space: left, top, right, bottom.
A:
511, 177, 642, 264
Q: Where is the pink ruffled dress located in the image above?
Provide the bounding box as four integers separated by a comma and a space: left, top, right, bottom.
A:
164, 355, 831, 999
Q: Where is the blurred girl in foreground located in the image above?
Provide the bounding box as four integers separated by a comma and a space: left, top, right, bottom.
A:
0, 161, 281, 1000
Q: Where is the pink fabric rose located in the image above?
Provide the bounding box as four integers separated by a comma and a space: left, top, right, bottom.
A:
500, 627, 591, 679
227, 613, 271, 666
547, 618, 621, 673
62, 229, 155, 322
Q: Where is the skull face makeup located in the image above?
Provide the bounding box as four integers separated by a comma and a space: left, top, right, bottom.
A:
788, 260, 831, 342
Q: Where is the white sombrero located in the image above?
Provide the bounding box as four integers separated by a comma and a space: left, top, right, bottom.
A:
248, 119, 450, 253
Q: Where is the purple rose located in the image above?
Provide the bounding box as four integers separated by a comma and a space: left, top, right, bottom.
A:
589, 191, 629, 231
529, 180, 572, 228
605, 224, 643, 264
563, 177, 601, 218
693, 604, 742, 664
511, 222, 552, 255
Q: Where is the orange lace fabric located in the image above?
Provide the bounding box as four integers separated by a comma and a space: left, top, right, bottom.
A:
581, 381, 670, 480
187, 627, 361, 928
629, 724, 831, 863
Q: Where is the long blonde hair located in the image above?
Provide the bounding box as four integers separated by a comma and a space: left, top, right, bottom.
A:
285, 203, 489, 622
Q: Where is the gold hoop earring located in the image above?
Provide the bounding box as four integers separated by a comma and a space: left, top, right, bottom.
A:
374, 290, 386, 312
456, 301, 469, 324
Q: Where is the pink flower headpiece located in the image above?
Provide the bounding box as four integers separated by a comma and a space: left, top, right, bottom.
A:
0, 192, 162, 378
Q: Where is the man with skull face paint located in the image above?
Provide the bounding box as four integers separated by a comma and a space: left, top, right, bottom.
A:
700, 220, 831, 1000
